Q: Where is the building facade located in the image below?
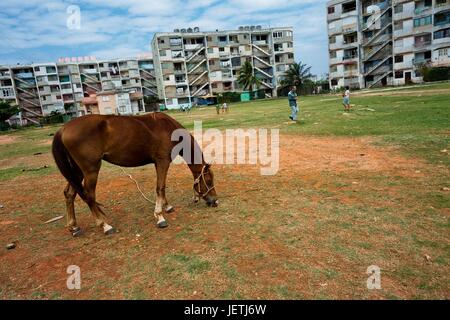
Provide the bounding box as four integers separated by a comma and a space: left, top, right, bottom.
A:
151, 26, 294, 109
0, 54, 157, 125
327, 0, 450, 89
82, 90, 144, 115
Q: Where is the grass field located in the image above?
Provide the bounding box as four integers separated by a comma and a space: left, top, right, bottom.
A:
0, 83, 449, 299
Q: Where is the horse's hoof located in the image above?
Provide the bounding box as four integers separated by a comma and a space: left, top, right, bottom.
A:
157, 220, 169, 228
165, 206, 175, 213
70, 227, 82, 237
104, 226, 116, 235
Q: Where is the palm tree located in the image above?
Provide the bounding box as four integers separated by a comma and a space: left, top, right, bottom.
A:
237, 61, 261, 91
281, 62, 314, 89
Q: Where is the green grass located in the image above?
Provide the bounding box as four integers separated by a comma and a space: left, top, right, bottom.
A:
163, 83, 450, 167
0, 82, 449, 300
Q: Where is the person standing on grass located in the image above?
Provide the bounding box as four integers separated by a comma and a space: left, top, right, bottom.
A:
343, 86, 351, 112
288, 86, 298, 121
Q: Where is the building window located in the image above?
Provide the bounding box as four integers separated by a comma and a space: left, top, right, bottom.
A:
169, 38, 182, 46
211, 83, 217, 88
434, 28, 450, 40
394, 55, 404, 63
329, 36, 336, 44
328, 6, 335, 14
219, 47, 225, 52
102, 96, 109, 102
438, 48, 449, 57
159, 50, 166, 56
273, 32, 283, 38
394, 4, 403, 14
330, 50, 337, 58
395, 71, 404, 79
413, 16, 432, 28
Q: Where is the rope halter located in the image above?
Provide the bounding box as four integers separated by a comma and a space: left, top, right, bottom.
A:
193, 164, 215, 198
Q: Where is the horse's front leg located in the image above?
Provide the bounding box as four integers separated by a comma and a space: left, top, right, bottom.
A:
154, 160, 171, 228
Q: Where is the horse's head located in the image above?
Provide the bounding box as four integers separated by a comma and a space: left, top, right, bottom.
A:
193, 163, 218, 207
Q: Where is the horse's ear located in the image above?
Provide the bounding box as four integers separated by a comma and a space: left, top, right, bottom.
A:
205, 163, 211, 171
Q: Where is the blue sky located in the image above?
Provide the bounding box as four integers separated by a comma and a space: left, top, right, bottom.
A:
0, 0, 329, 75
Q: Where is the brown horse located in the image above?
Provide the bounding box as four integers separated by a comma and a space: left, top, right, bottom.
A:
52, 112, 218, 236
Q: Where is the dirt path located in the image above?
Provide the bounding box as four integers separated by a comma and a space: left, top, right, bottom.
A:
0, 134, 448, 299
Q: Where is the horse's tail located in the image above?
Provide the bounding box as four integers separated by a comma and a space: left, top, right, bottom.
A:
52, 129, 87, 201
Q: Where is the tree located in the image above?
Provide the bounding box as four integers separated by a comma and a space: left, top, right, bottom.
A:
0, 100, 19, 129
281, 62, 314, 92
237, 61, 261, 91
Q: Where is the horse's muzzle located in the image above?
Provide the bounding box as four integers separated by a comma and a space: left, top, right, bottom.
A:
206, 196, 219, 207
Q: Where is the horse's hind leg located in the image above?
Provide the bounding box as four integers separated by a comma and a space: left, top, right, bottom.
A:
83, 169, 115, 235
64, 183, 82, 237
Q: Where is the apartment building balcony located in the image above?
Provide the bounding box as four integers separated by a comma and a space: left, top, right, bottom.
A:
41, 95, 63, 105
80, 68, 99, 75
61, 87, 73, 95
393, 28, 414, 38
343, 56, 359, 65
327, 11, 341, 22
253, 40, 268, 46
342, 23, 357, 34
413, 24, 433, 34
63, 94, 75, 103
175, 79, 188, 86
329, 70, 342, 79
394, 45, 415, 54
184, 44, 204, 51
173, 68, 186, 75
434, 10, 450, 27
38, 86, 52, 95
394, 9, 414, 21
0, 71, 11, 79
273, 36, 294, 43
412, 58, 431, 66
329, 56, 342, 65
414, 6, 432, 17
394, 60, 414, 70
175, 90, 189, 97
414, 40, 432, 48
328, 26, 342, 36
119, 61, 139, 70
15, 72, 34, 79
71, 75, 81, 83
329, 41, 343, 50
343, 69, 359, 77
344, 77, 360, 87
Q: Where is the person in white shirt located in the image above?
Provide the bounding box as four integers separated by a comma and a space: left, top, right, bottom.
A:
222, 102, 229, 113
343, 86, 351, 112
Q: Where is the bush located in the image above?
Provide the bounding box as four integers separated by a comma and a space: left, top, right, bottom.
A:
41, 111, 64, 125
421, 66, 450, 82
221, 92, 241, 103
0, 121, 10, 131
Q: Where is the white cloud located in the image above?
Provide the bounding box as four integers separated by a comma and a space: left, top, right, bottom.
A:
0, 0, 329, 74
